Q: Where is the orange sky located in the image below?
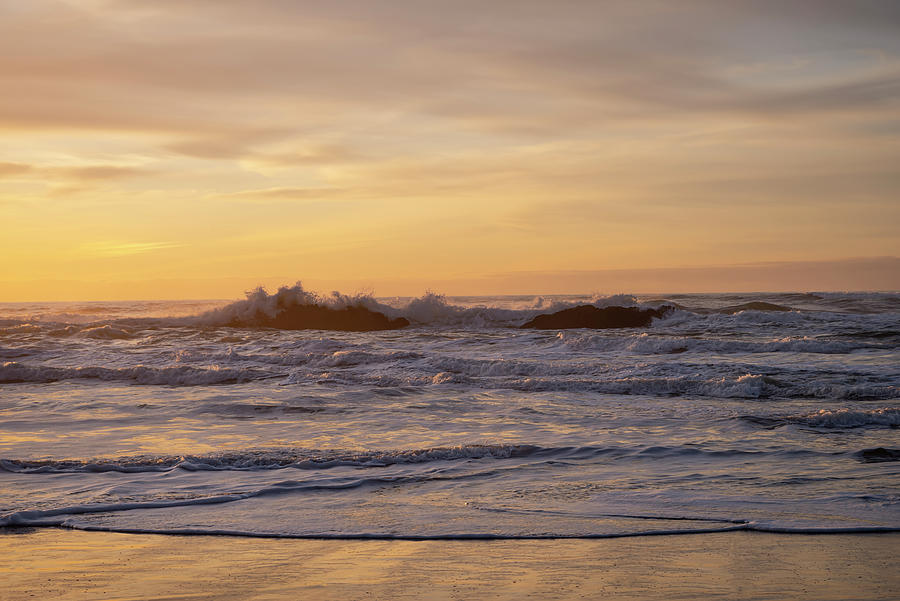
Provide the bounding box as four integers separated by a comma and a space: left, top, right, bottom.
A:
1, 1, 898, 300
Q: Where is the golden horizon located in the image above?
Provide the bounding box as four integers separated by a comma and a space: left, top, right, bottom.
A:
1, 2, 898, 300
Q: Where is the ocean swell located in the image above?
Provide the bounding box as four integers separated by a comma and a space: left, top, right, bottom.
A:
0, 361, 270, 386
0, 443, 836, 475
0, 444, 543, 474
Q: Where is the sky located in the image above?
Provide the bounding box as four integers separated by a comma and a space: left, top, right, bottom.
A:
1, 0, 898, 300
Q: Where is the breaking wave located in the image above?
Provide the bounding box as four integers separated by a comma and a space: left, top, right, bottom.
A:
0, 443, 839, 475
192, 284, 651, 329
0, 444, 542, 474
9, 358, 890, 400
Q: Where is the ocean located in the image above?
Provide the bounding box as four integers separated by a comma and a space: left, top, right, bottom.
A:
1, 288, 898, 539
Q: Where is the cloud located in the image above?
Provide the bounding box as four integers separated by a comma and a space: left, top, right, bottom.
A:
0, 161, 153, 184
212, 186, 347, 203
163, 129, 294, 160
80, 240, 183, 257
249, 143, 364, 167
52, 165, 153, 181
2, 0, 897, 143
0, 162, 33, 177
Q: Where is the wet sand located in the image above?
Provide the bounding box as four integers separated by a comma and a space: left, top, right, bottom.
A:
1, 529, 897, 600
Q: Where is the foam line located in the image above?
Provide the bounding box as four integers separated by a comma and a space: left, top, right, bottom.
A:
6, 523, 899, 540
0, 444, 838, 474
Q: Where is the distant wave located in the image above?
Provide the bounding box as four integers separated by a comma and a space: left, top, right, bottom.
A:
516, 374, 899, 401
7, 357, 893, 399
174, 346, 423, 368
741, 407, 900, 429
5, 351, 897, 398
0, 361, 271, 386
553, 331, 885, 355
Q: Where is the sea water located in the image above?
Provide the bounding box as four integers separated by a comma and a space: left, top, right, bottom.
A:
1, 289, 898, 538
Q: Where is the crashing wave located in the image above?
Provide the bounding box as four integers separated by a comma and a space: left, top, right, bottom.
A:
191, 284, 663, 330
195, 284, 408, 331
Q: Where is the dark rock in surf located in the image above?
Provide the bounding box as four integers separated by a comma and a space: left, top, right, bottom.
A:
520, 305, 674, 329
856, 447, 900, 463
227, 304, 409, 331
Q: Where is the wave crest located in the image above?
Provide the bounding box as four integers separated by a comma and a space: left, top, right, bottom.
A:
194, 283, 408, 330
0, 444, 541, 474
191, 284, 654, 329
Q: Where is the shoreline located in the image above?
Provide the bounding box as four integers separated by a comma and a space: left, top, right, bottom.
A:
2, 528, 897, 600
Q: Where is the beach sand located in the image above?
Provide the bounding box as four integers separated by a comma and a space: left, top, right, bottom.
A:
1, 529, 897, 600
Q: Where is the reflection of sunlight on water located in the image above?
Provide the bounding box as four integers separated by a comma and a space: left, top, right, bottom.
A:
0, 433, 53, 449
127, 436, 222, 455
126, 421, 253, 455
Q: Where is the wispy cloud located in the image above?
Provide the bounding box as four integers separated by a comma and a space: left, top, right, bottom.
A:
0, 161, 152, 182
53, 165, 153, 181
0, 161, 34, 177
81, 241, 183, 257
210, 186, 347, 203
